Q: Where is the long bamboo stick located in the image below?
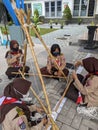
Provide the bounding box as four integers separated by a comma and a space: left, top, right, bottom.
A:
14, 7, 58, 130
15, 8, 34, 46
31, 25, 67, 80
19, 70, 58, 129
22, 43, 27, 75
55, 76, 73, 112
12, 72, 65, 79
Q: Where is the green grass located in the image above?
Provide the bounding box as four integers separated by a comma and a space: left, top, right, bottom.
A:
0, 26, 58, 36
30, 28, 58, 36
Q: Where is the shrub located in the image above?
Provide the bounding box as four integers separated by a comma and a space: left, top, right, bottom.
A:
63, 5, 72, 21
33, 9, 39, 26
39, 16, 45, 23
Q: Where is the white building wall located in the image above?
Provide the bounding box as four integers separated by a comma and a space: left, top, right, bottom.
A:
24, 0, 97, 17
24, 0, 74, 17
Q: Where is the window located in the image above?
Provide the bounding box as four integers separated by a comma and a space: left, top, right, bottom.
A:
24, 3, 32, 15
88, 0, 95, 16
51, 2, 55, 17
57, 1, 62, 17
73, 0, 95, 17
45, 2, 49, 17
80, 0, 88, 16
73, 0, 80, 16
45, 0, 62, 18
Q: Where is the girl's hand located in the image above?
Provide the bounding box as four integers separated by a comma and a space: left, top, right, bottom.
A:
72, 70, 78, 80
74, 60, 82, 67
16, 53, 21, 58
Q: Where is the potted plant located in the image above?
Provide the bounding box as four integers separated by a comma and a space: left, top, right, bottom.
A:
78, 18, 82, 25
49, 20, 53, 29
54, 19, 58, 25
33, 9, 41, 37
90, 21, 95, 26
63, 5, 72, 25
60, 21, 64, 29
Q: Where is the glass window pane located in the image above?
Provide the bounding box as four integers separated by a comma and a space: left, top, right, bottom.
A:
51, 2, 55, 7
57, 1, 61, 6
88, 0, 95, 16
45, 2, 49, 8
73, 5, 79, 16
28, 4, 31, 9
51, 2, 55, 17
80, 0, 88, 16
46, 8, 49, 12
45, 2, 49, 17
57, 0, 62, 17
74, 0, 80, 4
57, 7, 61, 11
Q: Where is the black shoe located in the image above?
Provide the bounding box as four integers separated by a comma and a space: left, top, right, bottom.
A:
8, 76, 12, 80
78, 103, 87, 107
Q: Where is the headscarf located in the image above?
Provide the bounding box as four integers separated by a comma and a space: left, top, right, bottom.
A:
10, 40, 19, 50
0, 78, 31, 123
5, 40, 22, 58
83, 57, 98, 75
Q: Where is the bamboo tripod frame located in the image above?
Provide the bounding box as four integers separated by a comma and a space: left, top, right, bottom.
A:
14, 7, 59, 130
19, 70, 58, 130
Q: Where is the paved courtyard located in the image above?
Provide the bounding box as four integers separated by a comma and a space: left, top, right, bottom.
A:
0, 24, 98, 130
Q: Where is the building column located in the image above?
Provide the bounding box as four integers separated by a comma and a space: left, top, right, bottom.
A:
95, 0, 98, 14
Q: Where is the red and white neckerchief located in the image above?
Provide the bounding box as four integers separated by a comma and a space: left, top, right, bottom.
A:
0, 96, 22, 106
55, 57, 61, 66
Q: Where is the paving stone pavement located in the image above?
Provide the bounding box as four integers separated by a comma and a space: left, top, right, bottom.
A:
0, 24, 98, 130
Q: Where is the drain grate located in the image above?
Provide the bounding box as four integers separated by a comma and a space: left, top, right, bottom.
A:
56, 37, 67, 40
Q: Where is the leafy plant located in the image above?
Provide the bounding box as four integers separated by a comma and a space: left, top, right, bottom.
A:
60, 21, 64, 29
77, 18, 82, 25
8, 21, 13, 26
32, 9, 41, 37
33, 9, 40, 26
63, 5, 72, 21
90, 21, 95, 26
54, 19, 58, 25
49, 20, 53, 28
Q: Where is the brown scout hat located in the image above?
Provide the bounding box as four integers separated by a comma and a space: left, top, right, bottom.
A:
13, 78, 31, 95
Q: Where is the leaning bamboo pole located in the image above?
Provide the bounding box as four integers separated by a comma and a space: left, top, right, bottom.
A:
55, 76, 73, 112
14, 7, 58, 130
12, 72, 65, 79
31, 25, 67, 80
22, 43, 27, 75
19, 70, 58, 129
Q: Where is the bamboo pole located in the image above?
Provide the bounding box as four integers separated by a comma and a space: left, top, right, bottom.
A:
31, 25, 67, 80
14, 7, 58, 130
54, 76, 73, 112
19, 70, 58, 130
22, 43, 27, 75
26, 41, 56, 130
15, 8, 34, 46
12, 72, 65, 79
